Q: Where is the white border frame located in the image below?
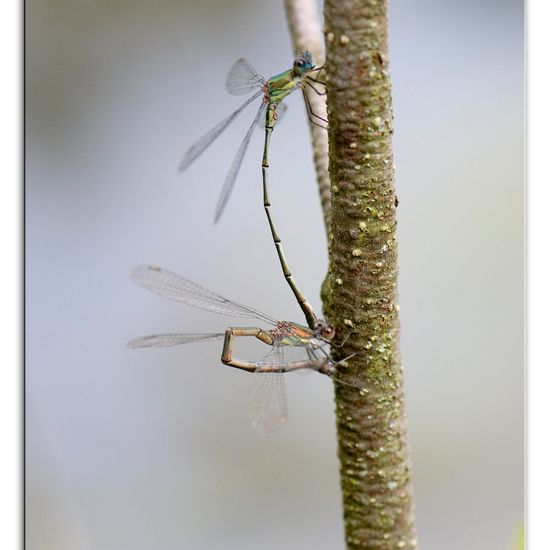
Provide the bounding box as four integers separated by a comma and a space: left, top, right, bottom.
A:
527, 1, 550, 549
0, 0, 22, 548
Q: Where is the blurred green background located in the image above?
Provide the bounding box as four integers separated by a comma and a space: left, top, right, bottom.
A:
26, 0, 524, 548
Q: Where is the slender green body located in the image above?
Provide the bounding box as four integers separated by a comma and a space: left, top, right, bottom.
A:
259, 57, 324, 331
178, 53, 327, 332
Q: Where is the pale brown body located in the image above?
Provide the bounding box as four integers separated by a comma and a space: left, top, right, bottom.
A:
220, 321, 334, 376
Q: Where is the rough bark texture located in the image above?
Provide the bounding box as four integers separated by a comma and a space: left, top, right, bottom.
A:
322, 1, 417, 548
284, 0, 331, 235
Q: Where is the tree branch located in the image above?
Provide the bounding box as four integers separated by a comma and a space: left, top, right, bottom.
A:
284, 0, 331, 235
323, 1, 417, 548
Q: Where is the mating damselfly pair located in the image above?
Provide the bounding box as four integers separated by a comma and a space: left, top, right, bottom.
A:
129, 53, 346, 433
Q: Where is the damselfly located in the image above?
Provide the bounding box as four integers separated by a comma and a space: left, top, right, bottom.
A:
128, 265, 340, 434
178, 51, 327, 330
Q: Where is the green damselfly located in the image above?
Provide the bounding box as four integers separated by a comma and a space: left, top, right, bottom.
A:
128, 264, 347, 434
178, 51, 327, 330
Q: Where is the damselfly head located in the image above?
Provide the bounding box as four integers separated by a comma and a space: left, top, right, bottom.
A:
293, 51, 315, 74
314, 320, 335, 342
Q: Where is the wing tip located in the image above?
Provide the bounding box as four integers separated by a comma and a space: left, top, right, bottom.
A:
251, 415, 288, 436
130, 264, 161, 274
126, 338, 142, 349
177, 159, 188, 173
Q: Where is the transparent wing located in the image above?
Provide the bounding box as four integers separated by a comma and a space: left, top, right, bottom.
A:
130, 265, 277, 324
127, 333, 224, 349
226, 58, 266, 95
295, 343, 329, 376
281, 341, 318, 363
248, 346, 288, 435
214, 102, 266, 223
178, 90, 263, 172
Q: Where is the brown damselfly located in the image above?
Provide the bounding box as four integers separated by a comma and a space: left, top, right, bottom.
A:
128, 265, 353, 434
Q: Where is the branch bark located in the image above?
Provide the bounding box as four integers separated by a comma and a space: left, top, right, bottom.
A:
322, 1, 417, 548
284, 0, 331, 235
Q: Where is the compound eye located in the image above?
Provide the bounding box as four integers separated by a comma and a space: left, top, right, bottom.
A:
322, 325, 336, 340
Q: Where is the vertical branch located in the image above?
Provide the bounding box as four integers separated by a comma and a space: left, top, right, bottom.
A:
284, 0, 331, 235
323, 1, 417, 549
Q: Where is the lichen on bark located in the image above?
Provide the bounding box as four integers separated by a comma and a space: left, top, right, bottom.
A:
322, 1, 417, 548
